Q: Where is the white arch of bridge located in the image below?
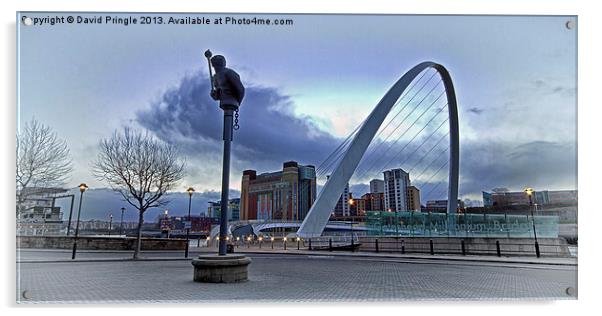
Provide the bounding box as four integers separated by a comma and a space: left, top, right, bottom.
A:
297, 62, 459, 238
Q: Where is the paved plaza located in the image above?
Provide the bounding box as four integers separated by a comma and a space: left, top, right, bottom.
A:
16, 250, 577, 303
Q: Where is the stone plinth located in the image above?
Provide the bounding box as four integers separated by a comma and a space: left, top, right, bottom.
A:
191, 254, 251, 283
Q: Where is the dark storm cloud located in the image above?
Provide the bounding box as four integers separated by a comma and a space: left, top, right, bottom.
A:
348, 138, 576, 201
136, 72, 341, 172
134, 71, 576, 203
459, 139, 576, 196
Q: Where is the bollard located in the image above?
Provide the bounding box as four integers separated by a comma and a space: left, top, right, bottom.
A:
351, 236, 354, 252
535, 241, 540, 258
309, 238, 312, 250
329, 238, 333, 251
197, 238, 200, 247
430, 239, 434, 255
461, 240, 466, 256
284, 240, 287, 250
259, 240, 262, 249
271, 239, 274, 249
375, 239, 379, 253
401, 240, 405, 254
496, 240, 501, 257
297, 239, 300, 250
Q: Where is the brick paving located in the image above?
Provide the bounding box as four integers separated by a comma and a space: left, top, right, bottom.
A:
16, 253, 577, 303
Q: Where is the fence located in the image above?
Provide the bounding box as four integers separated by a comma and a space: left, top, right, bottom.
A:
366, 211, 559, 238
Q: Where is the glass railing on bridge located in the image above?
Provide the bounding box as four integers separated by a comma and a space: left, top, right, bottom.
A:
365, 211, 559, 238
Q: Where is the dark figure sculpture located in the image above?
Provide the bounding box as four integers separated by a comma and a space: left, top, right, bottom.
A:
204, 51, 246, 256
210, 55, 245, 110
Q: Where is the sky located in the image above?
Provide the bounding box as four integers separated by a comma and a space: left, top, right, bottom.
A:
17, 13, 577, 217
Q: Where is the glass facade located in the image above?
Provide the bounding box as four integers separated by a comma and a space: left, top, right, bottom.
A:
366, 211, 559, 238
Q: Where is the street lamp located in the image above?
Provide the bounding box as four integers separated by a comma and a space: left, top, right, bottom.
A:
108, 213, 113, 236
72, 183, 88, 260
163, 209, 169, 238
119, 207, 126, 236
524, 187, 540, 257
185, 187, 195, 258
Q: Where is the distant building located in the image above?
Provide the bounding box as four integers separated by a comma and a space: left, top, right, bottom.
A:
240, 161, 317, 221
406, 186, 421, 211
482, 189, 577, 207
207, 198, 240, 221
332, 178, 351, 217
424, 199, 465, 213
361, 192, 385, 212
157, 215, 214, 234
17, 187, 68, 236
350, 194, 366, 216
383, 168, 411, 212
369, 179, 385, 194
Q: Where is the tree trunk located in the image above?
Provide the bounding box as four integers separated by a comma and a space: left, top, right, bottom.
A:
133, 210, 144, 260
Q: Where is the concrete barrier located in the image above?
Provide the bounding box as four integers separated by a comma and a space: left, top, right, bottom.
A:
358, 236, 570, 257
17, 235, 187, 250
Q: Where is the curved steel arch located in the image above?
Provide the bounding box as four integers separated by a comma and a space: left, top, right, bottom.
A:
297, 62, 459, 238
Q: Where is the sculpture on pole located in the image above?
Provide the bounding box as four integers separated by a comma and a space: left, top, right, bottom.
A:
204, 50, 245, 255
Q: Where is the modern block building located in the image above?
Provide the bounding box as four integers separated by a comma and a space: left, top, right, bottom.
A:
424, 199, 465, 212
369, 179, 385, 194
333, 180, 351, 217
361, 192, 385, 212
16, 187, 68, 236
240, 161, 317, 221
207, 198, 240, 222
407, 185, 421, 211
482, 189, 578, 207
383, 168, 411, 212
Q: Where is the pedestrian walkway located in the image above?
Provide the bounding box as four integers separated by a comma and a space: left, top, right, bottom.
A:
17, 246, 577, 266
200, 246, 577, 266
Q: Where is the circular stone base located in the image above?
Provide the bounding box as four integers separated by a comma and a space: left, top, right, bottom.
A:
191, 254, 252, 283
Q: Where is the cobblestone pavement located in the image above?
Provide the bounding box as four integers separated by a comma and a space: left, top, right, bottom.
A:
17, 253, 577, 303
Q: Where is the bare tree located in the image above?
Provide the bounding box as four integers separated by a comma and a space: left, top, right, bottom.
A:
93, 128, 185, 260
16, 119, 73, 215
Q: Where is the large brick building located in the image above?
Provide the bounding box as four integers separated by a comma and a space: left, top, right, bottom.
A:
240, 161, 316, 221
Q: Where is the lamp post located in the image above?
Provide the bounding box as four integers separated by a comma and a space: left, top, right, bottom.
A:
108, 213, 113, 236
185, 187, 195, 258
163, 209, 169, 238
119, 207, 126, 236
525, 187, 540, 257
72, 183, 88, 260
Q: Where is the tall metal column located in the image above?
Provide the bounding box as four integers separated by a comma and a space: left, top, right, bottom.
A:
218, 106, 235, 256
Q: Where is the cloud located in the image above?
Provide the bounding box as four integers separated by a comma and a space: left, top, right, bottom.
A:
133, 71, 576, 206
533, 78, 576, 97
136, 71, 341, 189
459, 139, 577, 199
467, 107, 484, 114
